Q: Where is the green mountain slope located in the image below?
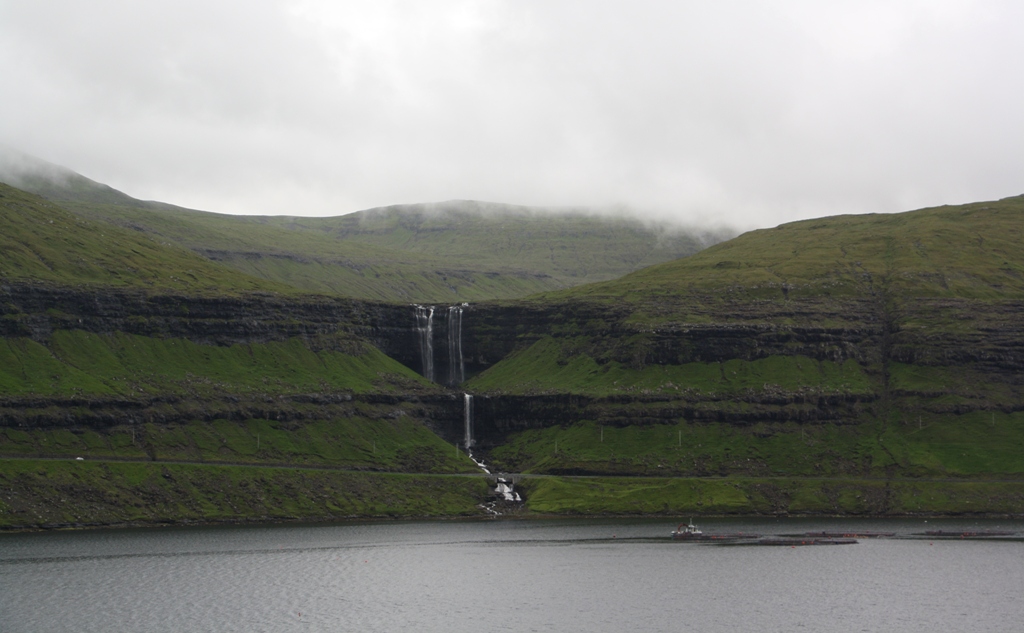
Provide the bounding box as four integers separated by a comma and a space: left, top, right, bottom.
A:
558, 196, 1024, 306
6, 146, 1022, 523
0, 148, 729, 302
261, 200, 721, 287
0, 176, 483, 516
0, 328, 479, 472
472, 195, 1024, 400
0, 183, 287, 294
462, 196, 1024, 486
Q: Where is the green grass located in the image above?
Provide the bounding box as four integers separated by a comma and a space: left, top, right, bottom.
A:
487, 412, 1024, 479
5, 158, 1024, 525
38, 197, 567, 302
489, 420, 882, 477
265, 201, 722, 286
0, 329, 472, 477
551, 194, 1024, 307
4, 157, 730, 301
222, 252, 566, 302
461, 197, 1024, 489
880, 411, 1024, 477
3, 459, 1019, 528
0, 183, 288, 294
519, 476, 1024, 516
0, 330, 432, 397
889, 362, 1022, 408
0, 328, 475, 475
0, 459, 490, 529
0, 416, 479, 473
467, 336, 873, 396
64, 199, 722, 302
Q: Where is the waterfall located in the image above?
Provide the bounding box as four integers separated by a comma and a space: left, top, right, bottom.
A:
463, 393, 473, 449
460, 393, 523, 509
447, 304, 465, 385
495, 478, 522, 502
415, 303, 466, 384
415, 305, 435, 382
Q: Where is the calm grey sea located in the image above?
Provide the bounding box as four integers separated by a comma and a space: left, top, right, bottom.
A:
1, 517, 1022, 632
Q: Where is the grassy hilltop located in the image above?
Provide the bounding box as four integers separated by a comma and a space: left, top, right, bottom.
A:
560, 196, 1024, 304
0, 149, 728, 302
255, 200, 721, 293
0, 183, 287, 294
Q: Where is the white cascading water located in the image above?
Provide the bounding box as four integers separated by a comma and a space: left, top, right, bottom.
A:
495, 478, 522, 502
463, 393, 473, 449
415, 305, 435, 382
464, 393, 489, 473
447, 304, 465, 385
462, 392, 523, 509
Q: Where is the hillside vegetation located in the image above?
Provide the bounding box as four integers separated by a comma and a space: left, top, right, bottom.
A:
258, 200, 721, 291
0, 330, 425, 398
559, 196, 1024, 306
0, 183, 286, 294
476, 195, 1024, 396
0, 149, 728, 302
0, 461, 487, 529
464, 196, 1024, 491
3, 146, 1023, 525
0, 325, 480, 462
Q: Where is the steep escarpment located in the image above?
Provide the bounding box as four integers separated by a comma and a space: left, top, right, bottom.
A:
456, 297, 888, 458
0, 281, 494, 442
455, 197, 1024, 482
3, 179, 1024, 525
1, 281, 416, 357
0, 181, 486, 479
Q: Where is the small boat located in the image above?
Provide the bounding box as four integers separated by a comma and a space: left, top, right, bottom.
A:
672, 519, 704, 539
671, 520, 759, 542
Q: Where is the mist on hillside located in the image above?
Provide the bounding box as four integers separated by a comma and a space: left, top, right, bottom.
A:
0, 145, 145, 210
0, 145, 76, 189
0, 146, 737, 246
347, 199, 738, 247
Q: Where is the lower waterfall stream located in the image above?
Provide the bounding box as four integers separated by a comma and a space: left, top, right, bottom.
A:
463, 392, 522, 512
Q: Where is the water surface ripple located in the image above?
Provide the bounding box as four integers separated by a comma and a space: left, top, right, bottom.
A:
2, 517, 1022, 632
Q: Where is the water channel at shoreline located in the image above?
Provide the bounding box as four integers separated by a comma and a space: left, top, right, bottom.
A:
2, 516, 1023, 632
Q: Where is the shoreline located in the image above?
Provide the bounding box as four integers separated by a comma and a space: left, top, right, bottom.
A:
5, 508, 1024, 535
4, 458, 1024, 533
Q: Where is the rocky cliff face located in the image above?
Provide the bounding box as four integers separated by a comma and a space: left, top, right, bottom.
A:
453, 293, 1024, 453
3, 280, 1022, 467
1, 282, 413, 352
0, 283, 472, 442
889, 298, 1024, 371
462, 297, 883, 368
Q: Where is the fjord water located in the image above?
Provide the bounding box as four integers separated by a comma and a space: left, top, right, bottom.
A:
2, 518, 1022, 632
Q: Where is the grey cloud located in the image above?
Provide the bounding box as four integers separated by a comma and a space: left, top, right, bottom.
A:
0, 0, 1021, 228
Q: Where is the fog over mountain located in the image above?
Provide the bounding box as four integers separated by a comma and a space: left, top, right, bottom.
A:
2, 1, 1023, 227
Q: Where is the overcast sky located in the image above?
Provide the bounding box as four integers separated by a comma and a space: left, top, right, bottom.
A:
1, 1, 1022, 228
